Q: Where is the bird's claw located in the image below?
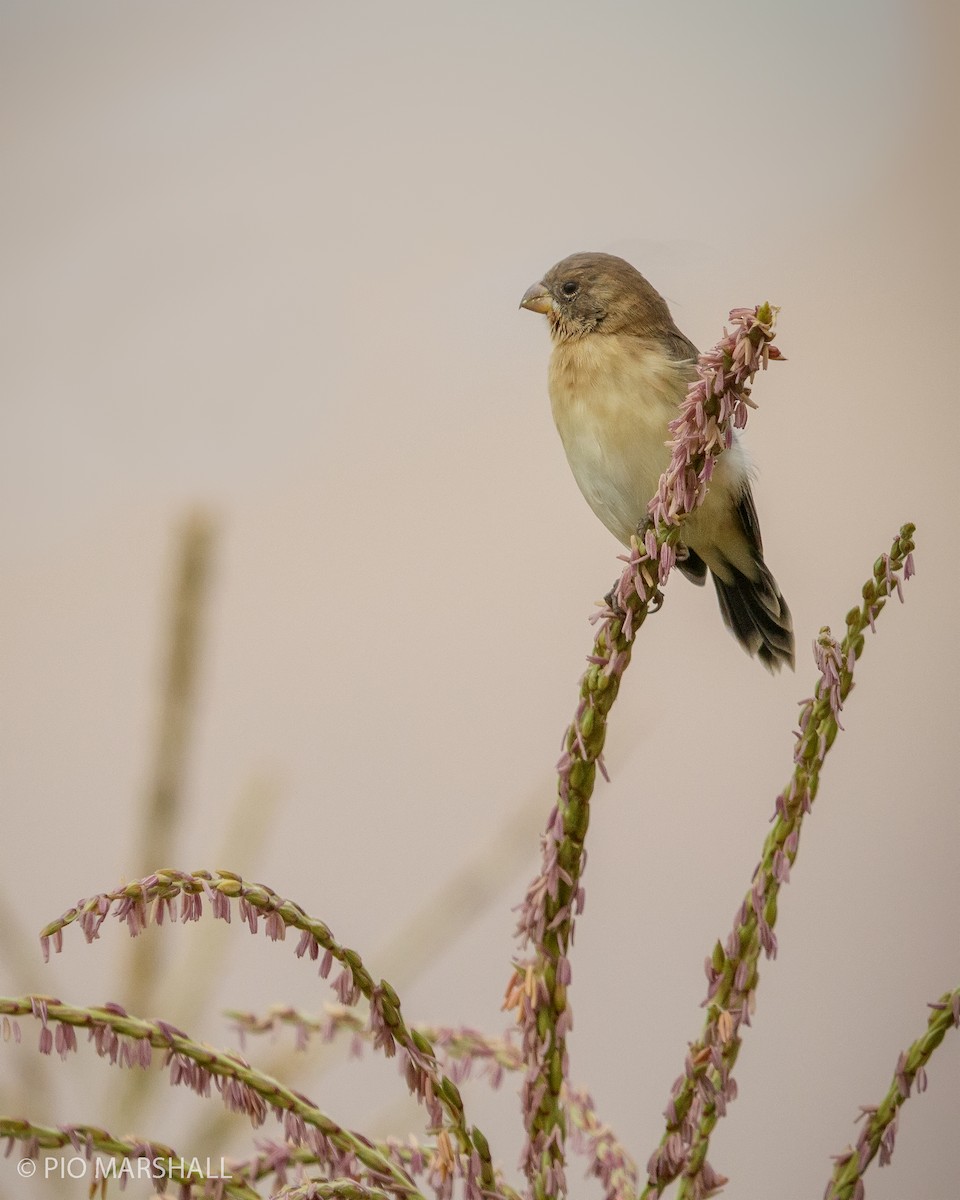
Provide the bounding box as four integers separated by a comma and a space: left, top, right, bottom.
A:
603, 581, 626, 619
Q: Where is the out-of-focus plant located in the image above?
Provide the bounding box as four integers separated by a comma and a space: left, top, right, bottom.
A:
2, 305, 947, 1200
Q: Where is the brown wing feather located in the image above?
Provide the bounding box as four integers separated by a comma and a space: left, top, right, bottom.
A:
708, 487, 793, 671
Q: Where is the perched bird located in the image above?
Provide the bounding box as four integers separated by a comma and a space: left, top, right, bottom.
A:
520, 251, 794, 672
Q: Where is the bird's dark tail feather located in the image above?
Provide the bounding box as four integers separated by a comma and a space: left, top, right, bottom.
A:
712, 562, 795, 673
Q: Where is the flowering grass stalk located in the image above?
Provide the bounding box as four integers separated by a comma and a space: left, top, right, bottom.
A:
565, 1084, 640, 1200
274, 1182, 394, 1200
641, 525, 917, 1200
231, 1005, 523, 1085
232, 1005, 638, 1200
0, 995, 421, 1199
229, 1136, 524, 1200
35, 868, 498, 1198
227, 1141, 362, 1195
0, 1118, 259, 1200
508, 304, 783, 1200
824, 987, 960, 1200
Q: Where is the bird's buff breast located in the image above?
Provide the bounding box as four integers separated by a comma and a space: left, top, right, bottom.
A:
548, 335, 687, 546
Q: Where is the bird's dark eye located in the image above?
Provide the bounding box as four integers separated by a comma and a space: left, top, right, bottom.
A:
560, 281, 579, 298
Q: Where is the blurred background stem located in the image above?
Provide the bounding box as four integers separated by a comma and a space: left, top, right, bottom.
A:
115, 510, 216, 1116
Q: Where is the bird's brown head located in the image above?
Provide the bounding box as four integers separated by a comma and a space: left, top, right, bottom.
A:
520, 251, 674, 342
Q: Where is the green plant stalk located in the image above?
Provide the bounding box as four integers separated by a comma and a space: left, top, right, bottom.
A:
232, 1137, 525, 1200
0, 1117, 260, 1200
640, 525, 917, 1199
824, 987, 960, 1200
523, 605, 642, 1200
230, 1004, 526, 1076
39, 868, 495, 1192
0, 996, 423, 1200
275, 1181, 394, 1200
565, 1083, 640, 1200
231, 1005, 636, 1200
158, 773, 281, 1038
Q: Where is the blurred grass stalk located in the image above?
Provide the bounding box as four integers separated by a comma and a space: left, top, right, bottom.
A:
116, 511, 216, 1112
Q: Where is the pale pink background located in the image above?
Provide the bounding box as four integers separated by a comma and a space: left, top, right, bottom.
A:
2, 3, 958, 1198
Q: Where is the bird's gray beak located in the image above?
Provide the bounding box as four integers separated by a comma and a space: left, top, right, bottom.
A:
519, 282, 553, 314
